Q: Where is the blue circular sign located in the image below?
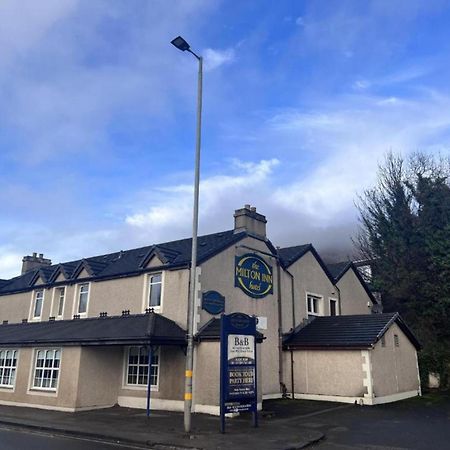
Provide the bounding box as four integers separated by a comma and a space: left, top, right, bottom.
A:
202, 291, 225, 315
234, 253, 273, 298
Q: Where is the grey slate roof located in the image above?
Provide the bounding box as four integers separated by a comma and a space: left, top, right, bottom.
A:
283, 313, 420, 350
0, 313, 186, 347
326, 261, 352, 281
277, 244, 312, 268
196, 318, 264, 342
0, 230, 247, 296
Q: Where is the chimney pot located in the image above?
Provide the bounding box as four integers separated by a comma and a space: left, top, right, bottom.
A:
21, 253, 52, 275
233, 205, 267, 238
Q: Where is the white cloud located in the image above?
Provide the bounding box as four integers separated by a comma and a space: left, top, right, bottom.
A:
203, 48, 235, 71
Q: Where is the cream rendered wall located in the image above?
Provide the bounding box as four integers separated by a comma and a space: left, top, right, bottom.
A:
0, 347, 81, 410
0, 265, 190, 328
118, 346, 185, 403
281, 251, 338, 333
198, 236, 280, 397
193, 341, 263, 412
336, 269, 373, 315
284, 349, 365, 397
0, 292, 33, 324
371, 323, 420, 398
76, 347, 122, 409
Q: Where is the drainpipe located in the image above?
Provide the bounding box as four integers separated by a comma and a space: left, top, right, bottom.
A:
285, 268, 296, 330
290, 349, 295, 399
276, 262, 283, 392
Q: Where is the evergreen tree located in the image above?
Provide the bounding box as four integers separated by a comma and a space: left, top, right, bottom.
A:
355, 152, 450, 389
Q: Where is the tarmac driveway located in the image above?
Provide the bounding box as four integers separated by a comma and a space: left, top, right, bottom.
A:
265, 392, 450, 450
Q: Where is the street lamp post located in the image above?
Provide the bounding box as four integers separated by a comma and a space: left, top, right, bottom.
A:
170, 35, 203, 434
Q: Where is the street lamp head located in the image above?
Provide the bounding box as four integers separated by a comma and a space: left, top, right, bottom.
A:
171, 36, 190, 52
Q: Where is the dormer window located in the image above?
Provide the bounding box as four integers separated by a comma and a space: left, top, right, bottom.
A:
56, 287, 65, 317
78, 283, 90, 314
33, 290, 44, 319
148, 274, 162, 308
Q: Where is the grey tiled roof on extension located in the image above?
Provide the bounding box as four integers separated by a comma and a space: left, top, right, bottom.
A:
283, 313, 420, 350
195, 318, 264, 342
0, 313, 186, 346
0, 230, 247, 296
326, 261, 352, 281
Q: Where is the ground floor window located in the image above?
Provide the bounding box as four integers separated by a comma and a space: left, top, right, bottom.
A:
0, 350, 18, 388
126, 346, 159, 387
32, 349, 61, 390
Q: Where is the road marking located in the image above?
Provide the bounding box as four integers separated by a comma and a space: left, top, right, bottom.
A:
0, 424, 151, 449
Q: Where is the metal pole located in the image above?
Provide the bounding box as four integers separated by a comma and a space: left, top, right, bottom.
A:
146, 345, 153, 417
184, 54, 203, 434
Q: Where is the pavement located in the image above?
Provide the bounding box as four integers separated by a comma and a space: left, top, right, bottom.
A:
0, 400, 330, 450
0, 393, 448, 450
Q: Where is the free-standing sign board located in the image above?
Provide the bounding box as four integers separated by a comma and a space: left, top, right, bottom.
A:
220, 313, 258, 433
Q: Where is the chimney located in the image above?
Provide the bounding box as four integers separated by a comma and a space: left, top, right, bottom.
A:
21, 253, 52, 275
233, 205, 267, 238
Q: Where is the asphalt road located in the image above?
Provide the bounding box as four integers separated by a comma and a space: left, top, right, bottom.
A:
0, 426, 149, 450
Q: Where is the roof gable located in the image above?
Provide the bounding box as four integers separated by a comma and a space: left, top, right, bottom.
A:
0, 229, 248, 296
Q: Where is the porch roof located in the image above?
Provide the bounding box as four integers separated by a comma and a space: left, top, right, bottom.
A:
0, 313, 186, 347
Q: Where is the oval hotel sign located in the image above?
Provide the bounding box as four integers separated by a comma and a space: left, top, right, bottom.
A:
235, 253, 273, 298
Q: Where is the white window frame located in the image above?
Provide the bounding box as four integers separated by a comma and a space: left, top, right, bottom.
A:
329, 298, 338, 316
76, 282, 90, 317
0, 349, 18, 390
51, 287, 65, 319
123, 346, 160, 391
141, 272, 165, 313
306, 292, 322, 317
29, 289, 45, 321
30, 348, 61, 392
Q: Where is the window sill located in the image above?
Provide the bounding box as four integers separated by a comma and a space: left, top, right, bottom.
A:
123, 384, 159, 392
27, 388, 58, 397
0, 386, 14, 392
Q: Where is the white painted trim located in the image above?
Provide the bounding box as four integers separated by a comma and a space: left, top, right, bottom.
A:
328, 297, 338, 316
117, 396, 183, 412
193, 404, 220, 415
0, 399, 115, 412
293, 390, 420, 405
361, 350, 374, 399
29, 289, 45, 322
0, 348, 19, 392
193, 266, 201, 335
262, 393, 283, 400
121, 346, 160, 392
27, 347, 62, 396
141, 271, 165, 313
306, 292, 323, 316
371, 390, 420, 405
415, 350, 422, 396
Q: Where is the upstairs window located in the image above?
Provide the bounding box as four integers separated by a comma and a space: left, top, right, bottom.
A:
394, 334, 400, 347
307, 294, 321, 317
33, 290, 44, 319
56, 287, 65, 317
148, 274, 162, 308
0, 350, 18, 388
78, 283, 89, 314
329, 299, 338, 316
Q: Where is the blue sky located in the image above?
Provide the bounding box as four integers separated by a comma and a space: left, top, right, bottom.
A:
1, 0, 450, 278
